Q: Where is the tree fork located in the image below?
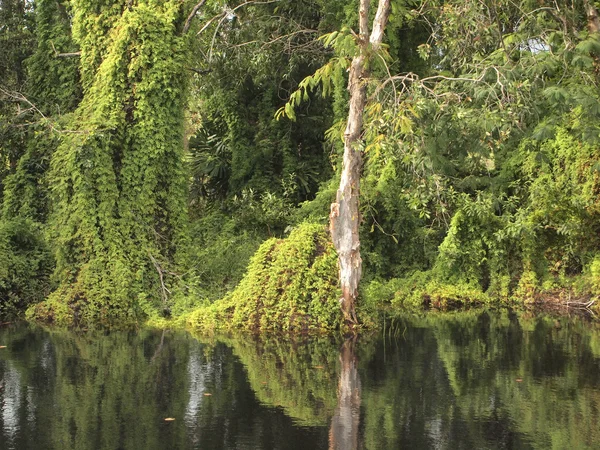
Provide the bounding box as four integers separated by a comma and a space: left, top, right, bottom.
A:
330, 0, 390, 325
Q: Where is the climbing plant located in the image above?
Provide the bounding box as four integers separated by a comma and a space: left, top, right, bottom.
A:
28, 0, 190, 326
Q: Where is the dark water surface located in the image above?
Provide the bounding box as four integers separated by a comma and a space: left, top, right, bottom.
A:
1, 310, 600, 449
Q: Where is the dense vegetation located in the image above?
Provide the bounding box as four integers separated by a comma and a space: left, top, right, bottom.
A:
1, 0, 600, 329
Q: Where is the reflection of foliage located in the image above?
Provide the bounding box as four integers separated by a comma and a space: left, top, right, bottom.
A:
4, 313, 600, 448
360, 310, 600, 449
195, 333, 340, 426
0, 325, 335, 448
432, 310, 600, 449
0, 326, 192, 449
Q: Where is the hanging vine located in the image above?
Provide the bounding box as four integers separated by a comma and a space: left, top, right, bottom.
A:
28, 0, 190, 326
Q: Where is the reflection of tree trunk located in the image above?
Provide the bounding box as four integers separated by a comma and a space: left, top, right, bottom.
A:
150, 329, 166, 363
329, 338, 361, 450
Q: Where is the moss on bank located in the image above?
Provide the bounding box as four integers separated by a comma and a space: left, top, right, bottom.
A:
186, 222, 341, 333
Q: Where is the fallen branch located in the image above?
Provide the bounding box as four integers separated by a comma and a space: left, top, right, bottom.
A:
566, 298, 597, 309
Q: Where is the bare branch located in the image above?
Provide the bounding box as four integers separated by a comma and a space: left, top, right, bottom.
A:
196, 11, 224, 36
183, 0, 208, 34
50, 41, 81, 58
0, 86, 89, 134
230, 0, 279, 14
206, 0, 280, 60
56, 52, 82, 58
149, 252, 171, 307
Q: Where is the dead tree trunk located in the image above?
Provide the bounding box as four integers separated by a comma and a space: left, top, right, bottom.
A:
330, 0, 391, 324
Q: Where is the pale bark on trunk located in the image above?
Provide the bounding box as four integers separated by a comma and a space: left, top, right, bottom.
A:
328, 338, 361, 450
330, 0, 391, 324
584, 0, 600, 34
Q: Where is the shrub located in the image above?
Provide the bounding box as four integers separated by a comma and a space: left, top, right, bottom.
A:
0, 219, 54, 318
187, 222, 341, 333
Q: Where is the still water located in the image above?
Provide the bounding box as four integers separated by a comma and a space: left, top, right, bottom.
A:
1, 310, 600, 449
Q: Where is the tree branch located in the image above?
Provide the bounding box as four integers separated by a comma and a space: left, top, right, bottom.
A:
56, 51, 82, 58
183, 0, 208, 34
149, 252, 171, 307
369, 0, 391, 49
50, 41, 80, 57
359, 0, 370, 42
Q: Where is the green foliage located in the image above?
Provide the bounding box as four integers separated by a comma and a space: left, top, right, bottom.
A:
0, 0, 35, 208
186, 0, 335, 214
519, 126, 600, 274
4, 0, 600, 324
25, 0, 82, 115
2, 129, 57, 222
365, 115, 600, 310
28, 0, 190, 326
0, 218, 54, 318
187, 222, 341, 333
364, 271, 489, 313
172, 211, 265, 312
1, 0, 81, 217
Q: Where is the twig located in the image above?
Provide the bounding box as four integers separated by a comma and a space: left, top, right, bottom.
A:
0, 87, 91, 134
207, 0, 280, 61
56, 52, 81, 58
50, 41, 81, 57
149, 252, 171, 306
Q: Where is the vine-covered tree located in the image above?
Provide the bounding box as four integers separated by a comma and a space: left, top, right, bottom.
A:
29, 0, 191, 325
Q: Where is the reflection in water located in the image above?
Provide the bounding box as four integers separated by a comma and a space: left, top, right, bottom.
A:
1, 311, 600, 449
184, 347, 209, 428
2, 363, 20, 445
329, 338, 361, 450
